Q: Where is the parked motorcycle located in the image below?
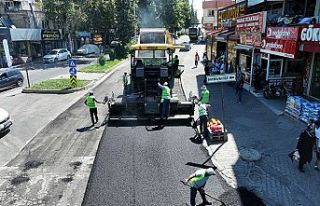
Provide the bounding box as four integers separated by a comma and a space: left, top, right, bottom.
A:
263, 82, 288, 99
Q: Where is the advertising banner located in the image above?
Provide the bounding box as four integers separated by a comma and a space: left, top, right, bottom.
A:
261, 38, 298, 58
236, 11, 267, 47
266, 27, 299, 41
207, 73, 236, 84
41, 30, 62, 41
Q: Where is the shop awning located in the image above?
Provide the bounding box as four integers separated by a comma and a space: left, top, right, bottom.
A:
215, 30, 236, 42
234, 44, 254, 51
206, 29, 222, 36
10, 28, 41, 41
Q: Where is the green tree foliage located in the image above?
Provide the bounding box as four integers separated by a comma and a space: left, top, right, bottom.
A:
114, 0, 135, 43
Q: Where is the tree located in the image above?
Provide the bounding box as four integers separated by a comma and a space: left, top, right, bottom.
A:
114, 0, 135, 43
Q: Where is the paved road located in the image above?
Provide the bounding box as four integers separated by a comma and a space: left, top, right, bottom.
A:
0, 56, 97, 166
83, 45, 240, 206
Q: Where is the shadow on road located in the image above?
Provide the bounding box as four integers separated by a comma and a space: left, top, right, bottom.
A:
76, 125, 95, 132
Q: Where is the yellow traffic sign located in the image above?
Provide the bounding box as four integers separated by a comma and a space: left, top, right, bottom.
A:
70, 75, 77, 87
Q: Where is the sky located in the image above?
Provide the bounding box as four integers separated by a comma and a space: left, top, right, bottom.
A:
190, 0, 203, 22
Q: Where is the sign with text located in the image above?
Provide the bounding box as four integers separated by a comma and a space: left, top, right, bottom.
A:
266, 27, 300, 41
236, 11, 267, 47
41, 30, 62, 41
206, 73, 236, 84
298, 24, 320, 52
261, 38, 298, 58
218, 2, 246, 29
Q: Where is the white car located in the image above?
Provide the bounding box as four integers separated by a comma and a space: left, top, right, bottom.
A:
180, 42, 191, 51
43, 49, 71, 63
0, 108, 12, 133
77, 44, 100, 56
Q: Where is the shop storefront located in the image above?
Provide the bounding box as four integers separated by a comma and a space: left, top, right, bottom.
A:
9, 28, 42, 61
41, 29, 64, 55
260, 26, 304, 95
299, 24, 320, 100
235, 11, 267, 91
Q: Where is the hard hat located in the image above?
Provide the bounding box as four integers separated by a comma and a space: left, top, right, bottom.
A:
206, 168, 215, 175
201, 85, 207, 90
163, 82, 168, 86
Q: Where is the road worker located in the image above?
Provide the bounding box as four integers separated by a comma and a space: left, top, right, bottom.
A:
85, 91, 102, 126
198, 101, 209, 138
200, 85, 210, 104
158, 82, 171, 121
185, 168, 215, 206
123, 72, 128, 88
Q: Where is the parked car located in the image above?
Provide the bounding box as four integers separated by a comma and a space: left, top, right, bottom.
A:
0, 108, 12, 133
43, 49, 71, 63
0, 68, 24, 91
77, 44, 100, 56
180, 42, 191, 51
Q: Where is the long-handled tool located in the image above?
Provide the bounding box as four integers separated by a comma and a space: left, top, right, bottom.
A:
180, 180, 226, 206
186, 141, 226, 169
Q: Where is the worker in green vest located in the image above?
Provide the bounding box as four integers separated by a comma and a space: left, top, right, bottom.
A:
198, 101, 209, 139
85, 91, 102, 126
185, 168, 215, 206
200, 85, 210, 104
158, 82, 171, 121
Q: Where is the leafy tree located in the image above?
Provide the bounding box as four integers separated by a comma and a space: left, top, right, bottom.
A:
114, 0, 135, 43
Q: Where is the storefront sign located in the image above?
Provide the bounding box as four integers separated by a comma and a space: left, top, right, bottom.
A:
218, 2, 246, 29
299, 24, 320, 52
206, 73, 236, 84
41, 30, 62, 41
261, 38, 298, 58
266, 27, 299, 41
236, 11, 267, 47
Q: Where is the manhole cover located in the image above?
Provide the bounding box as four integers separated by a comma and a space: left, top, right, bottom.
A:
239, 148, 261, 162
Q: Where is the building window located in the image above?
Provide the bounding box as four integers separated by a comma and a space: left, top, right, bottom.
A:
285, 0, 316, 17
208, 10, 215, 17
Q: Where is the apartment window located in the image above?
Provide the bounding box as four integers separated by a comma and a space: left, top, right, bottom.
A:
208, 10, 215, 17
285, 0, 316, 17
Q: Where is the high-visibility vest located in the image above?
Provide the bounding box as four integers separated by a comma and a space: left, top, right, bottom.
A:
198, 104, 207, 117
189, 169, 209, 189
161, 86, 171, 100
86, 96, 96, 109
201, 89, 210, 104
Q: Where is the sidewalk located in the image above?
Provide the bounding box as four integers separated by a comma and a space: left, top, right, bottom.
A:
179, 49, 317, 206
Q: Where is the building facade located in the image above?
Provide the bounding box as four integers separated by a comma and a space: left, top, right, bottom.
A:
202, 0, 234, 31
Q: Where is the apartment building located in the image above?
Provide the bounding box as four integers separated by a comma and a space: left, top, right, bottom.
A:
0, 0, 44, 28
202, 0, 235, 31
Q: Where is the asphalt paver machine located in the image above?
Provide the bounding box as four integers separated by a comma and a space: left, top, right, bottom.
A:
107, 43, 194, 124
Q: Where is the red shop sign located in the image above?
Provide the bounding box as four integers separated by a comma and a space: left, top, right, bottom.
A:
266, 27, 300, 41
300, 24, 320, 52
236, 11, 267, 33
261, 38, 299, 59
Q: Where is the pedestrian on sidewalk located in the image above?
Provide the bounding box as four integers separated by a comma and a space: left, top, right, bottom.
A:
85, 91, 103, 126
296, 126, 315, 172
235, 76, 244, 103
185, 168, 215, 206
314, 121, 320, 170
195, 52, 200, 68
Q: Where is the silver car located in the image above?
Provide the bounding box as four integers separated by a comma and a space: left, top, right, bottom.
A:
0, 108, 12, 133
180, 42, 191, 51
77, 44, 100, 56
43, 49, 71, 63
